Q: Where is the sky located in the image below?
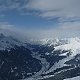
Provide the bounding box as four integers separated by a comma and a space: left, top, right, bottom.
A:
0, 0, 80, 39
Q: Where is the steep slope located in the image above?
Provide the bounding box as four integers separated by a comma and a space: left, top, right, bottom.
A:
0, 33, 42, 80
54, 37, 80, 56
0, 34, 80, 80
0, 33, 23, 50
35, 37, 80, 80
25, 37, 80, 80
64, 76, 80, 80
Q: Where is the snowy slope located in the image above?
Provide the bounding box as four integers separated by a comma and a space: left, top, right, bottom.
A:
40, 38, 59, 46
54, 37, 80, 56
64, 76, 80, 80
0, 34, 80, 80
42, 37, 80, 74
39, 37, 80, 56
26, 37, 80, 80
0, 33, 24, 50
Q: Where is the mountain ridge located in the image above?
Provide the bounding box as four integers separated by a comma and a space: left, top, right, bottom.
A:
0, 33, 80, 80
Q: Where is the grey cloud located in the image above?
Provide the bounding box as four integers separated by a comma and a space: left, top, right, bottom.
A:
0, 0, 80, 22
24, 21, 80, 39
25, 0, 80, 22
0, 21, 80, 40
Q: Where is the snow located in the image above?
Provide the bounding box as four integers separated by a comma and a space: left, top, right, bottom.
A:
0, 34, 25, 50
40, 38, 59, 46
64, 76, 80, 80
43, 37, 80, 74
25, 37, 80, 79
40, 37, 80, 54
54, 37, 80, 56
1, 34, 80, 80
45, 52, 50, 55
29, 52, 50, 79
40, 38, 69, 47
59, 52, 69, 56
45, 54, 74, 74
23, 51, 50, 80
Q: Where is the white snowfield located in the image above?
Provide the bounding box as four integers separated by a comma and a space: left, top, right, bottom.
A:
54, 37, 80, 56
45, 37, 80, 74
40, 37, 80, 56
64, 76, 80, 80
40, 38, 60, 46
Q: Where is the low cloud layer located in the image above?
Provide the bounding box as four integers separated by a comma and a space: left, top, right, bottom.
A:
30, 21, 80, 39
0, 21, 80, 40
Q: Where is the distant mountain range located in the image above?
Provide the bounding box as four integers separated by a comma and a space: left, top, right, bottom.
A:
0, 33, 80, 80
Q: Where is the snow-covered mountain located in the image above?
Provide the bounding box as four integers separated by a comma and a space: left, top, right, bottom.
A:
38, 37, 80, 56
0, 33, 42, 80
64, 76, 80, 80
0, 34, 80, 80
54, 37, 80, 55
0, 33, 24, 50
26, 37, 80, 80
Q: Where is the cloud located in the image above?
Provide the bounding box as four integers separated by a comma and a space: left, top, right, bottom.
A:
25, 0, 80, 22
0, 21, 35, 41
0, 22, 14, 29
0, 0, 24, 12
0, 21, 80, 40
0, 0, 80, 22
42, 21, 80, 38
23, 21, 80, 39
0, 0, 80, 39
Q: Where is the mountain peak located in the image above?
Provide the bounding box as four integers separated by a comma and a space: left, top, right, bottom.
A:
54, 37, 80, 57
0, 34, 24, 50
0, 33, 5, 38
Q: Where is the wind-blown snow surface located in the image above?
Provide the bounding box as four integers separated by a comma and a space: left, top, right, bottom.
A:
64, 76, 80, 80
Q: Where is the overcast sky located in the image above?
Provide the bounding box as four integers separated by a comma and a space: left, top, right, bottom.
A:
0, 0, 80, 39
